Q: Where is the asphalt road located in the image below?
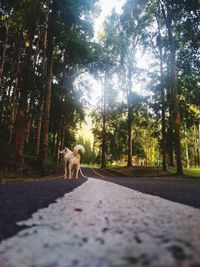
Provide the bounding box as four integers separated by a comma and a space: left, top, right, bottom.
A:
0, 167, 200, 243
1, 169, 200, 267
0, 176, 87, 242
89, 168, 200, 209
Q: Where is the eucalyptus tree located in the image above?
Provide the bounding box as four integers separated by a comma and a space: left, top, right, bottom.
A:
158, 0, 183, 174
160, 0, 200, 173
91, 59, 117, 168
5, 0, 42, 165
140, 2, 171, 171
90, 11, 122, 168
119, 0, 151, 166
95, 2, 151, 167
155, 6, 167, 171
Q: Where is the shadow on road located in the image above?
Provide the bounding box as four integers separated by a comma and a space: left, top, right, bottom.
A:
0, 177, 87, 242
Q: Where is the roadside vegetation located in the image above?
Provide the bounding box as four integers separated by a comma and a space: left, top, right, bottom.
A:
106, 166, 200, 178
168, 167, 200, 177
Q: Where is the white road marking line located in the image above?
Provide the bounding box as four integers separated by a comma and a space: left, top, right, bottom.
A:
1, 178, 200, 267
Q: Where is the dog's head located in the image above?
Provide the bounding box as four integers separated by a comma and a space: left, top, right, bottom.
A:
59, 147, 69, 156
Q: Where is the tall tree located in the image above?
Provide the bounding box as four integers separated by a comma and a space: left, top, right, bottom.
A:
13, 0, 41, 165
38, 0, 55, 170
120, 0, 150, 166
156, 7, 167, 171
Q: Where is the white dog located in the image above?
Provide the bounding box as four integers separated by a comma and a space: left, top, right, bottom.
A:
60, 144, 85, 179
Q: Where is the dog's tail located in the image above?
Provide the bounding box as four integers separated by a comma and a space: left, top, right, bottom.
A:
74, 144, 85, 154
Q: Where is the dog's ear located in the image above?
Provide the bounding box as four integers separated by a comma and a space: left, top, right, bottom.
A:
64, 147, 67, 151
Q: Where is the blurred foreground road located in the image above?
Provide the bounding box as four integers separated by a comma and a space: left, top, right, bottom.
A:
0, 168, 200, 267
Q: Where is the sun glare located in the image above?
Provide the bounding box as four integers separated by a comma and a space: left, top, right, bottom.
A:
94, 0, 126, 40
77, 0, 153, 142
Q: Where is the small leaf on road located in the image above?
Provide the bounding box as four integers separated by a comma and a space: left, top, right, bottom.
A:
74, 208, 82, 212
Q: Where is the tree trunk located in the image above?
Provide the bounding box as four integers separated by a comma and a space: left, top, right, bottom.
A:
38, 4, 54, 170
38, 60, 54, 169
168, 84, 175, 167
168, 26, 183, 174
55, 116, 65, 162
193, 125, 198, 167
35, 10, 48, 157
127, 106, 132, 167
60, 118, 66, 152
127, 61, 133, 167
0, 84, 7, 123
35, 101, 44, 156
162, 3, 183, 174
8, 31, 22, 144
13, 27, 35, 165
0, 24, 9, 88
185, 127, 190, 169
9, 81, 19, 144
54, 62, 68, 162
25, 112, 32, 144
198, 123, 200, 166
9, 89, 17, 145
101, 73, 107, 168
55, 117, 63, 162
13, 88, 28, 166
51, 130, 56, 156
157, 12, 167, 171
193, 124, 200, 167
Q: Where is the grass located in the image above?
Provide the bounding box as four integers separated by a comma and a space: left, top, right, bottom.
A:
105, 165, 168, 177
82, 163, 100, 168
168, 167, 200, 177
105, 165, 200, 178
0, 157, 64, 184
183, 168, 200, 177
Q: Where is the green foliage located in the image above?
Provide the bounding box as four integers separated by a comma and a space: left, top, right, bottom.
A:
184, 168, 200, 177
76, 137, 96, 164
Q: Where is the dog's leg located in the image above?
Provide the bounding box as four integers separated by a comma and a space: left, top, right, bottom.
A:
72, 166, 75, 179
66, 161, 69, 179
64, 163, 68, 179
68, 163, 72, 179
75, 165, 80, 179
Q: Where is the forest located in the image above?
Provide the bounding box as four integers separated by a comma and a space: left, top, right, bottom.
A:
0, 0, 199, 177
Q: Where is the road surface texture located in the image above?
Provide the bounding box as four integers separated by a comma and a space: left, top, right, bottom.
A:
0, 168, 200, 267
